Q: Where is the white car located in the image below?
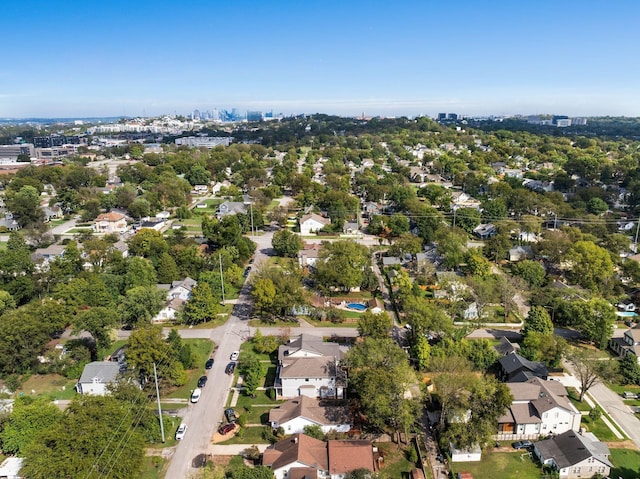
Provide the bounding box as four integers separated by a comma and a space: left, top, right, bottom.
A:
230, 351, 239, 361
190, 388, 202, 403
175, 423, 188, 440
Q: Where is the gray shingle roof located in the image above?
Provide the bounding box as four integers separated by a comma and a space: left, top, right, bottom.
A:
78, 361, 120, 385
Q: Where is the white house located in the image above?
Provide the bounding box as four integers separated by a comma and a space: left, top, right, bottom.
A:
449, 443, 482, 463
268, 396, 351, 434
0, 457, 23, 479
76, 361, 120, 396
298, 243, 321, 268
276, 334, 348, 399
299, 213, 330, 235
509, 245, 534, 262
534, 430, 612, 479
497, 377, 581, 440
159, 277, 197, 301
152, 297, 185, 323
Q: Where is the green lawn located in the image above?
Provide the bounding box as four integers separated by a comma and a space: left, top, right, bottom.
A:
449, 451, 541, 479
581, 413, 625, 442
375, 442, 417, 479
139, 456, 168, 479
165, 339, 214, 399
610, 448, 640, 479
566, 387, 591, 411
19, 374, 78, 400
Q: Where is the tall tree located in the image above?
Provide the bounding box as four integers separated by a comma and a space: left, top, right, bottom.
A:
567, 348, 616, 402
271, 229, 303, 258
314, 240, 371, 293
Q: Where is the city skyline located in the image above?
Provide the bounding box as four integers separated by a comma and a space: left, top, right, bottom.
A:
2, 0, 639, 118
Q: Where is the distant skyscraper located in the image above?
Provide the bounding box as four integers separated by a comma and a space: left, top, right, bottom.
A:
246, 111, 263, 122
192, 109, 201, 120
437, 113, 447, 121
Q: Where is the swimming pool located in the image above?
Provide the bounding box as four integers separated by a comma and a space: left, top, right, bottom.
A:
616, 311, 638, 317
347, 303, 367, 311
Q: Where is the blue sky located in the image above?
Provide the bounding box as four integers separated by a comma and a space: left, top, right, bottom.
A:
2, 0, 639, 118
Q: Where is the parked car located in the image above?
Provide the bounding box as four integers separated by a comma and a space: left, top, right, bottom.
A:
219, 423, 235, 435
623, 391, 638, 399
230, 351, 239, 361
205, 358, 214, 369
512, 440, 533, 450
175, 423, 188, 440
190, 388, 202, 403
197, 375, 208, 387
243, 266, 251, 277
225, 362, 236, 375
225, 408, 237, 423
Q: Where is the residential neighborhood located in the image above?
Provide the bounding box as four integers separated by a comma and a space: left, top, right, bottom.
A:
1, 112, 640, 479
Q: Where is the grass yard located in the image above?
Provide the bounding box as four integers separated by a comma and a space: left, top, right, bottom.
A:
302, 315, 361, 326
139, 456, 168, 479
233, 393, 284, 425
239, 341, 275, 363
165, 339, 214, 399
0, 242, 6, 251
248, 318, 300, 329
566, 387, 591, 411
610, 448, 640, 479
375, 442, 417, 479
449, 451, 541, 479
19, 374, 78, 400
606, 383, 640, 397
581, 413, 625, 442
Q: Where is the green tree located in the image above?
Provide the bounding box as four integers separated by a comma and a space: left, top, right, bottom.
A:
119, 286, 166, 328
435, 227, 467, 270
386, 214, 410, 237
6, 185, 44, 228
357, 311, 392, 338
302, 424, 324, 440
252, 277, 277, 315
124, 256, 158, 290
580, 298, 616, 350
512, 259, 546, 287
185, 163, 211, 186
156, 252, 179, 283
314, 240, 371, 292
127, 228, 169, 265
619, 353, 640, 385
465, 252, 491, 278
271, 229, 303, 258
0, 396, 63, 455
74, 306, 119, 349
239, 354, 263, 397
566, 241, 613, 292
182, 283, 219, 325
587, 197, 608, 215
388, 233, 422, 258
522, 306, 554, 337
251, 265, 307, 319
21, 396, 145, 479
346, 338, 421, 434
455, 207, 481, 233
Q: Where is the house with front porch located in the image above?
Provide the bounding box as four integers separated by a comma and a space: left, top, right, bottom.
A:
300, 213, 330, 235
609, 324, 640, 364
275, 334, 348, 399
497, 377, 581, 440
268, 396, 351, 434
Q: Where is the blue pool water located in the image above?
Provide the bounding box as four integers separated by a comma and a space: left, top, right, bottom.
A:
616, 311, 638, 317
347, 303, 367, 311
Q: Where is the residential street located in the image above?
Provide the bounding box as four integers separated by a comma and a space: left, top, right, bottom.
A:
163, 231, 274, 479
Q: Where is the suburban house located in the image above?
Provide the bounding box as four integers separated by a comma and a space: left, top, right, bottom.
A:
262, 433, 375, 479
497, 353, 548, 382
494, 337, 521, 356
268, 396, 351, 434
0, 218, 20, 231
299, 213, 330, 235
152, 297, 186, 323
275, 334, 348, 399
342, 222, 359, 235
472, 223, 497, 240
617, 299, 636, 312
158, 277, 197, 301
43, 205, 63, 221
298, 243, 322, 268
76, 361, 120, 396
93, 212, 128, 234
609, 324, 640, 363
497, 377, 581, 440
216, 201, 248, 219
153, 277, 196, 323
367, 297, 384, 314
534, 430, 612, 479
451, 191, 481, 210
31, 244, 66, 266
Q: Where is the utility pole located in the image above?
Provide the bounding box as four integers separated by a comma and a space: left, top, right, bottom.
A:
153, 362, 165, 443
635, 218, 640, 253
250, 202, 255, 239
453, 208, 457, 228
219, 253, 225, 305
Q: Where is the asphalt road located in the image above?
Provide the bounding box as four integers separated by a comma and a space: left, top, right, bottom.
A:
164, 231, 274, 479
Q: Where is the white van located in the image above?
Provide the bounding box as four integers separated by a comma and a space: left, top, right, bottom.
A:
190, 388, 202, 403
